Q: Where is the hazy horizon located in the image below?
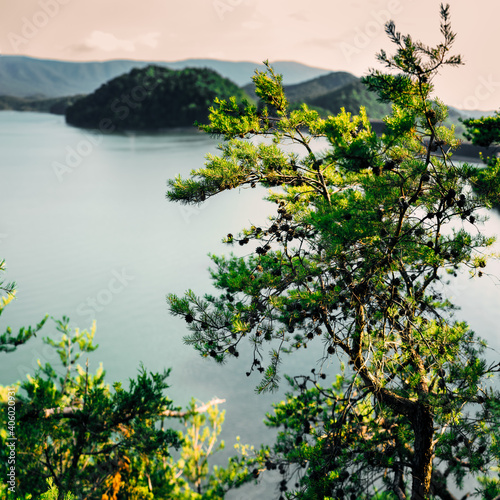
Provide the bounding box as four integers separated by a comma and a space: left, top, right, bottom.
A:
1, 0, 500, 111
1, 53, 337, 71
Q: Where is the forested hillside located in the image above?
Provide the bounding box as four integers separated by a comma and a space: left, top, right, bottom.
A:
65, 65, 251, 131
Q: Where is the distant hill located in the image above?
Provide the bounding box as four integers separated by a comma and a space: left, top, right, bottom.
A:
0, 56, 332, 98
452, 108, 498, 119
65, 65, 250, 131
0, 57, 144, 98
283, 71, 359, 103
306, 79, 392, 119
245, 71, 391, 120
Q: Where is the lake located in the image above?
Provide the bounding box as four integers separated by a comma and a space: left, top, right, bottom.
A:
1, 111, 499, 498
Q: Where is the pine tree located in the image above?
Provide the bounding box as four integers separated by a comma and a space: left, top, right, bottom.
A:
167, 5, 500, 499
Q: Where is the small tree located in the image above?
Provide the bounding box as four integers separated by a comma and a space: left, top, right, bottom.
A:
1, 316, 182, 499
0, 262, 256, 499
0, 317, 258, 499
167, 5, 500, 499
154, 399, 258, 499
461, 111, 500, 207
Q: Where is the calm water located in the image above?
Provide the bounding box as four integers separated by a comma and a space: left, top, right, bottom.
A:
1, 111, 499, 497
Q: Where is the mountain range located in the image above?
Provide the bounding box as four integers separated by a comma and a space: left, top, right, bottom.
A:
0, 55, 495, 144
0, 55, 332, 98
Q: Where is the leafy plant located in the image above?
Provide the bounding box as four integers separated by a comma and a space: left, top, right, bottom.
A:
0, 301, 256, 499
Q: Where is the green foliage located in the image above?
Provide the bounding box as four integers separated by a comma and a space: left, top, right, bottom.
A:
3, 478, 77, 500
148, 399, 259, 499
462, 111, 500, 148
461, 111, 500, 207
0, 260, 48, 353
247, 69, 393, 121
0, 315, 258, 499
39, 478, 76, 500
470, 155, 500, 208
0, 318, 182, 499
0, 259, 258, 499
258, 332, 500, 499
253, 61, 289, 115
166, 5, 500, 499
0, 259, 15, 295
65, 65, 252, 131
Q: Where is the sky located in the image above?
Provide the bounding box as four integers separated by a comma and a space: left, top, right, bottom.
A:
1, 0, 499, 111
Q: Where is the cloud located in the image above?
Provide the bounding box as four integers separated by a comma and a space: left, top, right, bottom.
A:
136, 32, 161, 49
75, 30, 161, 53
288, 10, 309, 22
84, 31, 134, 52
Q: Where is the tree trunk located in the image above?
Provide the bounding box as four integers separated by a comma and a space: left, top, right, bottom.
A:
411, 404, 435, 499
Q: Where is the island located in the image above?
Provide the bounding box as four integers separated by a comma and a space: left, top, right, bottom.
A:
65, 65, 251, 131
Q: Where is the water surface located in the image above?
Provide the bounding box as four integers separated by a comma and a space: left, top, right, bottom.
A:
1, 111, 499, 498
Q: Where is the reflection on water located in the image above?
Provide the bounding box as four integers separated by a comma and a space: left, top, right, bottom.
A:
0, 111, 499, 498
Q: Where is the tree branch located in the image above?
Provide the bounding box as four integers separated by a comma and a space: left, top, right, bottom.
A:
41, 397, 226, 419
161, 398, 226, 418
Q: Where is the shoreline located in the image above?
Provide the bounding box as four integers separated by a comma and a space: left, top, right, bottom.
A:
452, 142, 498, 163
1, 109, 496, 162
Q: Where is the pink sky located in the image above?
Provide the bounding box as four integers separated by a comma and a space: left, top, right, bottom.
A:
1, 0, 499, 111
